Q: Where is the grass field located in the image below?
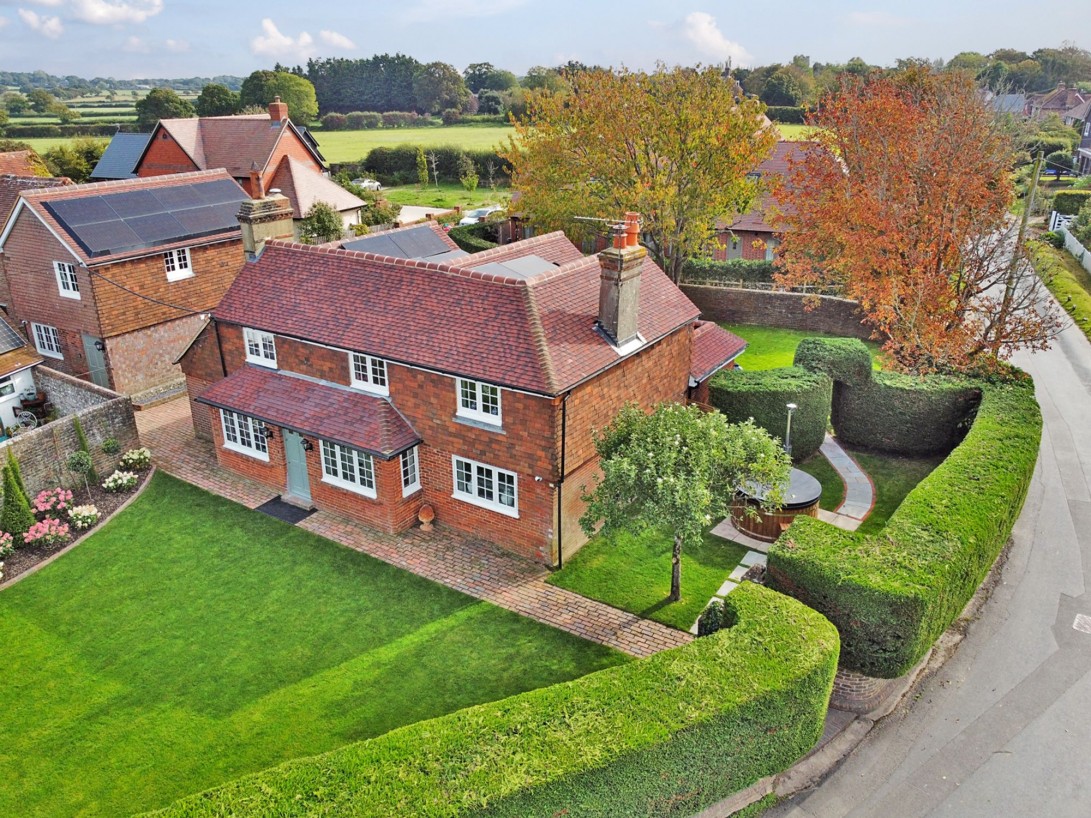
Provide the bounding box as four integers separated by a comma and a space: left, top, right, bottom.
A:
721, 323, 881, 371
0, 473, 624, 817
547, 527, 749, 631
382, 181, 510, 210
314, 125, 515, 163
1029, 239, 1091, 344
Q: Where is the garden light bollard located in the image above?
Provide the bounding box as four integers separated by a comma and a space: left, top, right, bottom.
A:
785, 402, 798, 457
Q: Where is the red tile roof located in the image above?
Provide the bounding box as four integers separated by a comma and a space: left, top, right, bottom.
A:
0, 174, 70, 230
0, 151, 45, 177
719, 141, 820, 233
690, 321, 746, 382
214, 228, 699, 395
9, 169, 244, 266
268, 156, 364, 218
195, 365, 419, 458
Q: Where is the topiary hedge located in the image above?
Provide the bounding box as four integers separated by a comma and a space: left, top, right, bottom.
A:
681, 257, 776, 284
768, 377, 1040, 677
1053, 190, 1091, 216
709, 367, 831, 461
448, 221, 499, 253
793, 337, 872, 387
148, 583, 839, 818
832, 371, 980, 455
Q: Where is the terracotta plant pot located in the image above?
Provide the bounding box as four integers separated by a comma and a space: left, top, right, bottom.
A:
418, 503, 435, 531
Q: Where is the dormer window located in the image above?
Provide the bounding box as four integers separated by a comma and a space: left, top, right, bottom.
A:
164, 248, 192, 281
53, 261, 80, 299
456, 378, 501, 426
243, 328, 277, 368
350, 352, 388, 396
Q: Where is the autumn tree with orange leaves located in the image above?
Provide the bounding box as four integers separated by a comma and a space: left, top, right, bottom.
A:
774, 67, 1061, 373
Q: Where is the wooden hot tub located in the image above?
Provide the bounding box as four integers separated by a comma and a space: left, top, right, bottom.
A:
730, 468, 822, 543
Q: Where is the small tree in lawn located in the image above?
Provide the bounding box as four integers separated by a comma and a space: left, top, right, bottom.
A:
427, 151, 441, 188
457, 153, 479, 192
580, 403, 790, 602
416, 147, 429, 189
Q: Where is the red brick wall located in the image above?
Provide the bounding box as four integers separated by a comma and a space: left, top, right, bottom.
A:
179, 321, 225, 439
105, 313, 209, 395
209, 409, 286, 491
259, 134, 325, 194
303, 447, 417, 534
137, 131, 200, 177
681, 285, 875, 340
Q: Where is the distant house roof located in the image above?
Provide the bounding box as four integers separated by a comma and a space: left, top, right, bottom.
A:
0, 151, 46, 177
0, 313, 43, 379
719, 140, 819, 234
1064, 99, 1091, 125
268, 156, 365, 219
0, 175, 71, 230
2, 169, 247, 265
90, 132, 153, 180
196, 365, 420, 459
340, 222, 466, 260
690, 322, 747, 382
213, 226, 699, 396
993, 93, 1027, 115
1029, 83, 1088, 118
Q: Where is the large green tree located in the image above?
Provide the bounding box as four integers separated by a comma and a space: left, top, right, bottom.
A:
581, 403, 789, 602
195, 83, 241, 117
412, 62, 469, 114
135, 88, 195, 129
503, 65, 776, 282
463, 62, 518, 93
240, 70, 318, 123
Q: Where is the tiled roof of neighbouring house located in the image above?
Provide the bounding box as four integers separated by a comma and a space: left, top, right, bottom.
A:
268, 156, 365, 219
0, 151, 45, 177
0, 174, 71, 228
719, 140, 821, 234
90, 132, 153, 180
6, 169, 247, 265
0, 314, 42, 379
690, 321, 747, 382
214, 227, 700, 395
195, 365, 420, 459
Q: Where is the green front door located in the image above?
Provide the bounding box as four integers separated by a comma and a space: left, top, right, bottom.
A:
283, 430, 312, 504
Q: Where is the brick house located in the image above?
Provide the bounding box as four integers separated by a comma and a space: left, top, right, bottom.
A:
1027, 82, 1087, 122
1066, 100, 1091, 176
0, 314, 43, 430
179, 206, 744, 565
130, 99, 365, 234
0, 169, 254, 396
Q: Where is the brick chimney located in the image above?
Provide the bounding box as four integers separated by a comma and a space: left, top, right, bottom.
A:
597, 212, 646, 347
237, 191, 294, 261
269, 96, 289, 122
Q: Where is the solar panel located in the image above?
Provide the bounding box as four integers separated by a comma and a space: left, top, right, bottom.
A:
152, 184, 204, 210
391, 226, 452, 259
0, 318, 26, 355
104, 189, 164, 218
343, 233, 401, 257
74, 220, 143, 256
129, 212, 185, 244
47, 197, 119, 227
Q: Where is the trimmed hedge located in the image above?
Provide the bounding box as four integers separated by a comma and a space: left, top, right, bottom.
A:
448, 221, 499, 253
709, 367, 831, 461
2, 122, 125, 138
769, 378, 1040, 677
793, 337, 872, 387
681, 257, 777, 284
832, 371, 980, 455
1053, 190, 1091, 216
361, 144, 509, 186
148, 584, 839, 818
765, 105, 806, 124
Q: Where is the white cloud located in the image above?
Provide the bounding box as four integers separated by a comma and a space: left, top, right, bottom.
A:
0, 16, 7, 29
165, 37, 188, 53
250, 17, 315, 60
18, 8, 63, 38
319, 29, 354, 50
846, 10, 910, 27
681, 12, 752, 66
403, 0, 526, 24
70, 0, 163, 25
121, 33, 148, 52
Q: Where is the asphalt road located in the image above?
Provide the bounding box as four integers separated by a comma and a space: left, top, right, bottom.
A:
770, 317, 1091, 817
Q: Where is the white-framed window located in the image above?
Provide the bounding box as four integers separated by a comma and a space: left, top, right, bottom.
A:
320, 439, 376, 498
452, 455, 517, 517
31, 322, 63, 359
456, 378, 501, 426
349, 352, 389, 396
243, 328, 277, 368
220, 409, 269, 461
164, 247, 193, 282
400, 446, 420, 496
53, 261, 80, 299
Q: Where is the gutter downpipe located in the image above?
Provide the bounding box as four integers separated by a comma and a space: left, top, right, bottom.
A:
556, 391, 571, 570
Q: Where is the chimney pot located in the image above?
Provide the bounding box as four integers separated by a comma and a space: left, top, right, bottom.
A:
269, 96, 289, 122
597, 213, 646, 347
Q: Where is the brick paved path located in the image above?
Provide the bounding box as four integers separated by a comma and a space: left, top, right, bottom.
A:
136, 398, 691, 658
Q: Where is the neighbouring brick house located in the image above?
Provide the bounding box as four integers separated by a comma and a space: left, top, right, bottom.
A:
129, 99, 365, 234
1067, 100, 1091, 176
0, 150, 48, 177
0, 169, 255, 396
0, 313, 43, 430
0, 174, 70, 225
180, 209, 745, 565
1027, 82, 1088, 122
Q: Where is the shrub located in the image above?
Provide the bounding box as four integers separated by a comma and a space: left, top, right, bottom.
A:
448, 221, 499, 253
0, 464, 35, 540
441, 107, 463, 125
101, 437, 121, 455
709, 367, 832, 461
23, 517, 69, 547
66, 450, 94, 499
72, 416, 98, 484
362, 144, 509, 185
151, 583, 840, 818
320, 112, 347, 131
6, 448, 26, 503
832, 371, 980, 455
1042, 230, 1065, 248
381, 111, 421, 128
765, 105, 806, 124
793, 337, 872, 386
68, 504, 100, 531
102, 470, 138, 493
695, 599, 738, 636
770, 377, 1039, 677
681, 257, 776, 284
119, 447, 151, 470
32, 487, 73, 515
1052, 189, 1091, 215
344, 111, 381, 129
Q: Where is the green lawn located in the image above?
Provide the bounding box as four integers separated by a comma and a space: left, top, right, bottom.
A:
383, 181, 511, 210
0, 473, 625, 818
850, 446, 944, 535
313, 125, 514, 163
774, 123, 811, 140
1029, 240, 1091, 344
548, 527, 749, 631
722, 323, 882, 371
796, 451, 845, 510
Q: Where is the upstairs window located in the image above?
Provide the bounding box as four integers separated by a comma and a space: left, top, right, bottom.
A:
243, 328, 277, 368
456, 378, 501, 426
31, 323, 63, 359
164, 248, 193, 282
350, 352, 389, 395
53, 261, 80, 299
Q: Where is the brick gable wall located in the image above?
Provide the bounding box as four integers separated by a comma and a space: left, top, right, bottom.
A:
105, 313, 209, 395
257, 133, 325, 196
137, 131, 201, 177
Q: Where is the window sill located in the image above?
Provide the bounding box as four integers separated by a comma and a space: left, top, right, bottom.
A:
402, 482, 421, 498
166, 271, 195, 282
350, 382, 390, 397
322, 474, 377, 499
223, 441, 269, 462
245, 356, 277, 369
35, 349, 64, 360
58, 291, 81, 300
452, 490, 518, 518
452, 414, 505, 434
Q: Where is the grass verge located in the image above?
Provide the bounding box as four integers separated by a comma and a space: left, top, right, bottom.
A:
1028, 238, 1091, 344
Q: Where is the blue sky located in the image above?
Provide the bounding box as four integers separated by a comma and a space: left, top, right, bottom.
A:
0, 0, 1083, 79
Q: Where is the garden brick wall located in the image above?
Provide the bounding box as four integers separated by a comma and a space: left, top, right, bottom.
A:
681, 285, 875, 341
8, 367, 139, 495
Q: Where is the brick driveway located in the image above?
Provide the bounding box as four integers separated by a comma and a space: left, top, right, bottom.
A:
136, 398, 691, 658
